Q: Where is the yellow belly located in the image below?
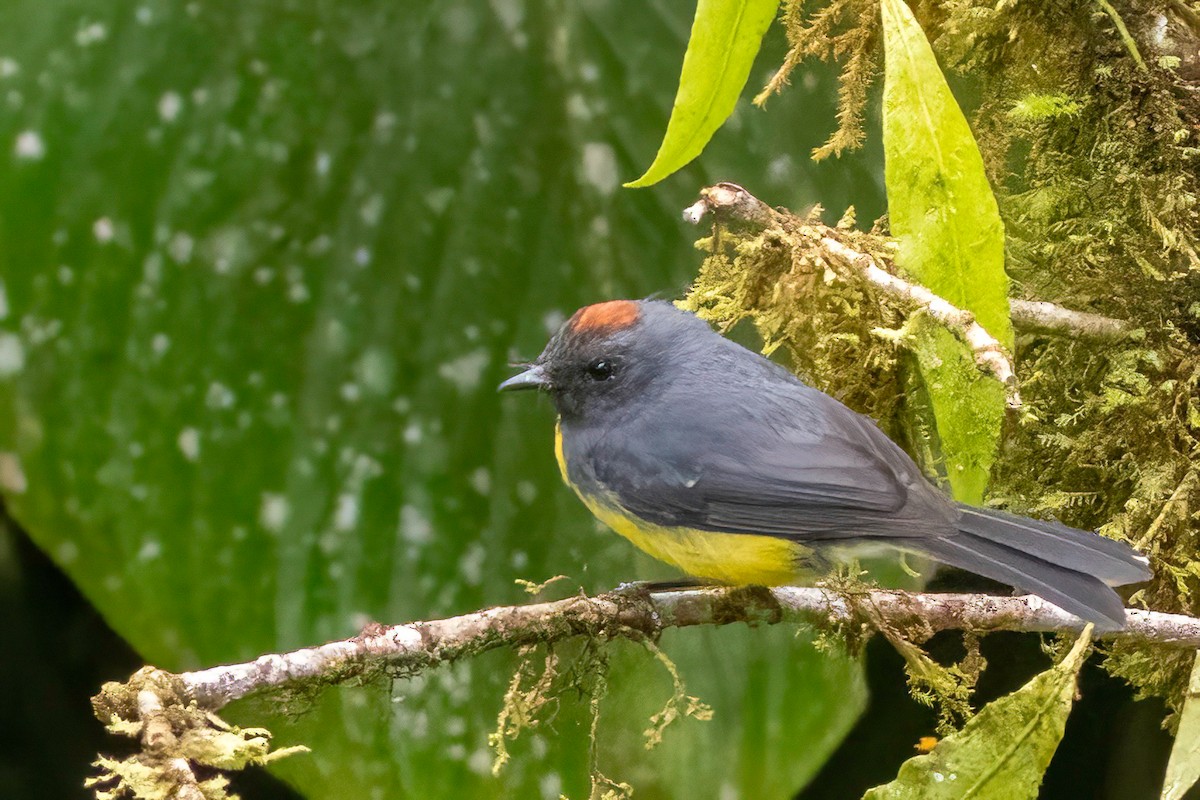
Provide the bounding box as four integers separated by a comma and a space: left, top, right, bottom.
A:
555, 421, 803, 586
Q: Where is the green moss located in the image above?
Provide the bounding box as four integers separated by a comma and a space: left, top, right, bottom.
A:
87, 668, 307, 799
681, 212, 908, 439
707, 0, 1200, 720
1006, 93, 1084, 121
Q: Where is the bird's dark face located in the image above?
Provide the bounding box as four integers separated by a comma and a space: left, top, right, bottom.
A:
499, 299, 705, 420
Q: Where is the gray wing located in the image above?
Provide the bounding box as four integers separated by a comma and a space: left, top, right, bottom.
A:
586, 383, 947, 541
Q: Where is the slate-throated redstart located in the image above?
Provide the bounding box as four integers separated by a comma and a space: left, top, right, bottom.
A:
499, 299, 1150, 629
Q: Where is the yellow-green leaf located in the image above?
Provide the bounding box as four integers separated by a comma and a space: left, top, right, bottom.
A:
904, 319, 1007, 505
880, 0, 1011, 502
863, 627, 1092, 800
1161, 651, 1200, 800
624, 0, 779, 188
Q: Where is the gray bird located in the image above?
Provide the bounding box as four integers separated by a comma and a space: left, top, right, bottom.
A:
500, 299, 1150, 630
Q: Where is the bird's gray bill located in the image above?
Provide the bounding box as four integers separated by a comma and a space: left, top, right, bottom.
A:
498, 365, 548, 392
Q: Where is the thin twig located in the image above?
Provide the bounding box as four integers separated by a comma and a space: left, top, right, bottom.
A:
1008, 299, 1131, 339
1095, 0, 1150, 72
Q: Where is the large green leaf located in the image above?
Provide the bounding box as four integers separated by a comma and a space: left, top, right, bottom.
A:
1161, 651, 1200, 800
0, 2, 876, 797
625, 0, 779, 188
863, 628, 1092, 800
880, 0, 1010, 502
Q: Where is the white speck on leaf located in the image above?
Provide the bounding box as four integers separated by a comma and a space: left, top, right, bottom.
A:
542, 309, 565, 335
75, 21, 108, 46
0, 452, 27, 493
0, 333, 25, 377
142, 251, 163, 283
399, 504, 432, 545
334, 493, 360, 531
403, 421, 422, 444
538, 774, 562, 800
425, 187, 454, 214
137, 540, 162, 561
177, 427, 200, 462
151, 333, 170, 356
168, 231, 194, 263
288, 280, 310, 303
260, 493, 290, 533
93, 217, 115, 243
467, 748, 491, 776
468, 467, 490, 495
57, 541, 79, 564
157, 91, 182, 122
581, 142, 618, 196
459, 542, 485, 585
437, 348, 489, 393
360, 193, 384, 226
205, 381, 235, 409
516, 481, 538, 504
355, 348, 393, 396
14, 130, 45, 160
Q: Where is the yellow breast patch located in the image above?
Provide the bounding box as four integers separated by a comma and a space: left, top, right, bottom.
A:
555, 420, 803, 586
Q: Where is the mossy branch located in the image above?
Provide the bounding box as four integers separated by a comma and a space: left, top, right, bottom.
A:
92, 583, 1200, 797
684, 183, 1132, 338
682, 183, 1133, 381
106, 587, 1200, 715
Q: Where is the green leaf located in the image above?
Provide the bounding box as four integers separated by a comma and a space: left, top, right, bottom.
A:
863, 627, 1093, 800
1161, 650, 1200, 800
904, 319, 1007, 506
0, 2, 871, 797
624, 0, 779, 188
880, 0, 1011, 502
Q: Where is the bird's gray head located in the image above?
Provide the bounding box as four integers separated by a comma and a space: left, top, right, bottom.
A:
498, 299, 717, 419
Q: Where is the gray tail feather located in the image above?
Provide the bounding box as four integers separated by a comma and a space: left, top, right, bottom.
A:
955, 506, 1151, 586
919, 506, 1152, 631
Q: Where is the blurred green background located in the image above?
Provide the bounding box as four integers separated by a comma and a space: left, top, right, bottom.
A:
0, 2, 1184, 799
0, 1, 888, 798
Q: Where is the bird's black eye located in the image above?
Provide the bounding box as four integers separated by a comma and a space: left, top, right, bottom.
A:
586, 359, 615, 381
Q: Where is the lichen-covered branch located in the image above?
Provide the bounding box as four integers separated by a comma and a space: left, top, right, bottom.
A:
90, 584, 1198, 797
681, 183, 1139, 409
1006, 299, 1132, 340
817, 233, 1023, 407
98, 587, 1199, 720
684, 182, 1131, 342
